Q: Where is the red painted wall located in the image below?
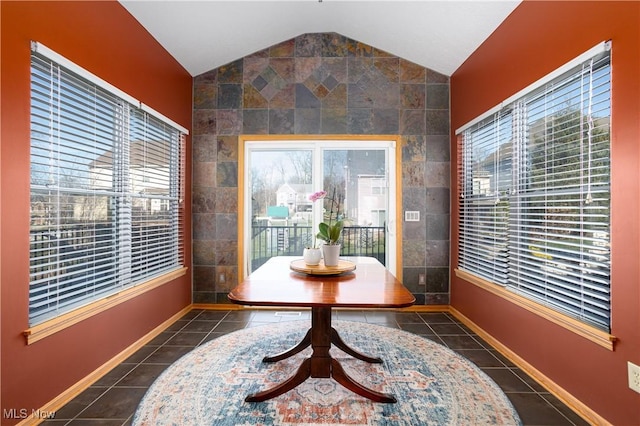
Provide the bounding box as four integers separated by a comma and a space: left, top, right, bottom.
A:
450, 1, 640, 424
0, 1, 192, 423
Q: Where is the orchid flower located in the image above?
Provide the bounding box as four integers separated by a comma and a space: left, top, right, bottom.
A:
309, 188, 344, 245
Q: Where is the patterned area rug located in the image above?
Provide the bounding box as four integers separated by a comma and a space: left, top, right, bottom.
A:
133, 320, 521, 425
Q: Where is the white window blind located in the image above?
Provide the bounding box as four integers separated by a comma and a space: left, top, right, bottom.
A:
458, 42, 611, 331
458, 109, 513, 285
29, 44, 185, 325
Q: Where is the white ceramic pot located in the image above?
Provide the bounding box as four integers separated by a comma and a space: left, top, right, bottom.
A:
321, 244, 341, 267
303, 247, 322, 265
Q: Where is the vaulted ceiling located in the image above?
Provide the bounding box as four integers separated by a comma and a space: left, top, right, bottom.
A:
119, 0, 521, 77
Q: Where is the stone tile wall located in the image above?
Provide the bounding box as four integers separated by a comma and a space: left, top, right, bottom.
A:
192, 32, 450, 305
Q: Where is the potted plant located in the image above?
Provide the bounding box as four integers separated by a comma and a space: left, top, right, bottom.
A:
309, 189, 344, 266
302, 245, 322, 266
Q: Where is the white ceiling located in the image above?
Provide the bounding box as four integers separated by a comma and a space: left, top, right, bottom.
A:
119, 0, 521, 77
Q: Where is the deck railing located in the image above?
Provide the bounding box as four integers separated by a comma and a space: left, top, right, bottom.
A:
250, 224, 386, 271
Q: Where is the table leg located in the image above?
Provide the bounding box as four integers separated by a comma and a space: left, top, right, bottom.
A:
330, 327, 383, 364
245, 358, 311, 402
331, 359, 397, 403
245, 306, 395, 403
262, 329, 311, 363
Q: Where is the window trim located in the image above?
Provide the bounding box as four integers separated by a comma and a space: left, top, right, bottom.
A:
455, 269, 615, 350
23, 267, 187, 345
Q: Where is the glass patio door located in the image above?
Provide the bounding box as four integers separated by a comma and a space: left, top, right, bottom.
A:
243, 139, 397, 276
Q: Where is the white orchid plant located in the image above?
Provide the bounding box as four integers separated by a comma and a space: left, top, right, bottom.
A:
309, 188, 344, 246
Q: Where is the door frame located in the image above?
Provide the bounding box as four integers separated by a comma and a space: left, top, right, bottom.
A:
238, 134, 403, 280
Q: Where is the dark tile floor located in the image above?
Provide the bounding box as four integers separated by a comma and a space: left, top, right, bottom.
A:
42, 309, 590, 426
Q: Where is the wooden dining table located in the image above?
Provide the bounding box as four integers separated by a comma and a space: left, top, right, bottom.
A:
227, 256, 415, 403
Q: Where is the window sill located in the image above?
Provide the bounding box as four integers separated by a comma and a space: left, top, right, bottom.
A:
23, 267, 188, 345
454, 269, 616, 351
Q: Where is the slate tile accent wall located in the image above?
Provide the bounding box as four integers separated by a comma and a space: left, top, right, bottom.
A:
192, 33, 450, 305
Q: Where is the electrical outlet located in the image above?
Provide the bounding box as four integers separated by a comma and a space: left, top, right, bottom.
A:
418, 273, 426, 285
218, 273, 226, 283
629, 362, 640, 394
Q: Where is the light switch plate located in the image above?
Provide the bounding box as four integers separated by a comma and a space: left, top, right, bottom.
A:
405, 211, 420, 222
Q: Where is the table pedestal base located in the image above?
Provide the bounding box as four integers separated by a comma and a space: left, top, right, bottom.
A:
245, 307, 396, 403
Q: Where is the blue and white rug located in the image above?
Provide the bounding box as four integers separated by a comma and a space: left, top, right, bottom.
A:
133, 320, 521, 425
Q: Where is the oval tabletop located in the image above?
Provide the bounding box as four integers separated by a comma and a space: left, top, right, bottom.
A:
228, 256, 415, 309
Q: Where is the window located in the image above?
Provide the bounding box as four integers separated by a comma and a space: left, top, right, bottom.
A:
29, 42, 187, 326
370, 178, 387, 195
457, 42, 611, 331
